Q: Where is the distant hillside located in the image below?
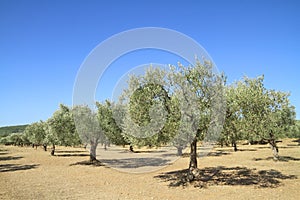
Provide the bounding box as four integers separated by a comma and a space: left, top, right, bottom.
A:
0, 124, 28, 137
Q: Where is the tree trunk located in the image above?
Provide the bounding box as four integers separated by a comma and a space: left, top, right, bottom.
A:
129, 145, 134, 152
233, 141, 238, 152
269, 131, 279, 161
51, 144, 55, 156
43, 144, 47, 151
188, 137, 198, 181
269, 139, 279, 161
90, 143, 97, 162
189, 137, 198, 169
176, 146, 183, 156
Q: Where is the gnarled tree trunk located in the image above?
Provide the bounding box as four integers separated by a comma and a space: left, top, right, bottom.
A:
269, 139, 279, 160
90, 142, 98, 162
188, 137, 198, 181
51, 144, 55, 156
129, 145, 134, 152
176, 146, 183, 156
233, 141, 238, 152
269, 131, 279, 161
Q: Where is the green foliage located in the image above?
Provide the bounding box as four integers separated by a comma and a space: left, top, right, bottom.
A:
24, 121, 47, 145
96, 100, 127, 146
219, 84, 243, 147
237, 76, 295, 142
168, 61, 226, 145
220, 75, 296, 150
47, 104, 81, 146
73, 104, 106, 160
287, 120, 300, 138
120, 67, 180, 148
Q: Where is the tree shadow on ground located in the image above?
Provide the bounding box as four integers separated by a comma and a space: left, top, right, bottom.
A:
206, 150, 231, 157
253, 156, 300, 162
0, 164, 39, 173
55, 150, 88, 153
56, 153, 89, 157
155, 166, 297, 188
100, 157, 171, 169
70, 159, 106, 167
292, 139, 300, 145
0, 156, 23, 161
0, 149, 9, 155
0, 148, 8, 152
181, 150, 231, 158
132, 150, 167, 154
237, 149, 257, 152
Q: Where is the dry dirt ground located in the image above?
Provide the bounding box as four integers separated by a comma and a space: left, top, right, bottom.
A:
0, 139, 299, 200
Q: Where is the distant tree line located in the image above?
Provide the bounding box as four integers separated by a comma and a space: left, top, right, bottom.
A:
0, 124, 28, 137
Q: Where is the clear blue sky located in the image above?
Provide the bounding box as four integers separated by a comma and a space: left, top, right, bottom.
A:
0, 0, 299, 126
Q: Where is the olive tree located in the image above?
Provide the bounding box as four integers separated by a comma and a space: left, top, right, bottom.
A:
220, 83, 244, 151
238, 76, 295, 160
117, 62, 225, 178
73, 105, 106, 162
169, 61, 225, 177
24, 121, 47, 150
46, 104, 80, 156
118, 67, 178, 151
96, 100, 128, 148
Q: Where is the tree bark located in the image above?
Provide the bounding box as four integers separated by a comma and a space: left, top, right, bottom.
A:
269, 131, 279, 161
189, 137, 198, 169
90, 142, 97, 162
176, 146, 183, 156
51, 144, 55, 156
233, 141, 238, 152
129, 145, 134, 152
269, 139, 279, 161
188, 137, 198, 181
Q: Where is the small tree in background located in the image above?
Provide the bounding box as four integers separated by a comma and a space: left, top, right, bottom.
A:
238, 76, 296, 160
220, 83, 244, 151
24, 121, 47, 150
47, 104, 79, 156
96, 100, 128, 148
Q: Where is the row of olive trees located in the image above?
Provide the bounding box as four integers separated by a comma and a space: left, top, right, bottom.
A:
0, 104, 81, 156
1, 60, 297, 175
0, 101, 125, 162
112, 62, 296, 180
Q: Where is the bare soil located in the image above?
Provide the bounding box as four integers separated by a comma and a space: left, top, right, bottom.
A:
0, 139, 299, 200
